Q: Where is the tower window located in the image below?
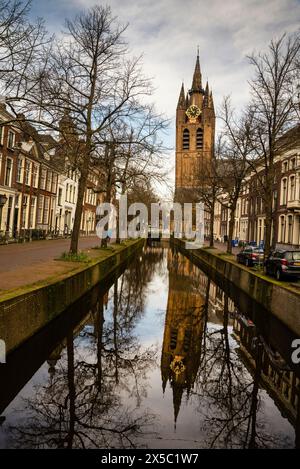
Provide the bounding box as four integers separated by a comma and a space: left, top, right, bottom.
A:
182, 129, 190, 150
196, 128, 203, 149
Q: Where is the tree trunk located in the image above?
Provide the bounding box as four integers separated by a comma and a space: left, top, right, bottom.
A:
95, 295, 104, 391
264, 196, 273, 259
226, 206, 236, 254
115, 198, 120, 244
209, 200, 215, 247
101, 145, 114, 248
69, 159, 89, 254
248, 340, 263, 449
113, 279, 119, 384
67, 331, 75, 449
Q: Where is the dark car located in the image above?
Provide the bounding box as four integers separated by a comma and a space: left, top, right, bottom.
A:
264, 250, 300, 280
236, 246, 264, 267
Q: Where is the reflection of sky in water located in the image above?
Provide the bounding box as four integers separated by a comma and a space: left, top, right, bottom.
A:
0, 248, 296, 448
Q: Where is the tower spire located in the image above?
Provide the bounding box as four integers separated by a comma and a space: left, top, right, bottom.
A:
177, 82, 186, 109
204, 81, 209, 107
191, 49, 202, 92
208, 90, 214, 111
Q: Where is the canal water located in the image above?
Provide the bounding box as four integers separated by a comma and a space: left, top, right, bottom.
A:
0, 244, 299, 449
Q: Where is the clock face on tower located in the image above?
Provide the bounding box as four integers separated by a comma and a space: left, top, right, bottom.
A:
186, 104, 201, 121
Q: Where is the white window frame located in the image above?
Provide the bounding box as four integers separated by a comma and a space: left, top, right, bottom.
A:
7, 130, 15, 149
4, 157, 13, 186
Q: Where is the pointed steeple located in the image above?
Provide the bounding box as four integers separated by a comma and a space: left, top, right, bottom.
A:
204, 81, 209, 107
185, 92, 189, 108
191, 48, 202, 92
172, 381, 184, 427
208, 90, 214, 110
177, 82, 186, 109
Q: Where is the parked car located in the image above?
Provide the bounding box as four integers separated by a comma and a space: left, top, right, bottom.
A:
264, 250, 300, 280
236, 246, 264, 267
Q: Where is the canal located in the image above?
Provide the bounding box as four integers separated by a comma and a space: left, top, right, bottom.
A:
0, 243, 299, 449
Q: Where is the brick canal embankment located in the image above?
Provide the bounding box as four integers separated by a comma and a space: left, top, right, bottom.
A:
0, 238, 144, 354
173, 238, 300, 336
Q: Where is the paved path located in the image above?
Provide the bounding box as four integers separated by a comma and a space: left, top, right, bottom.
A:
0, 236, 100, 292
0, 236, 99, 273
204, 240, 240, 255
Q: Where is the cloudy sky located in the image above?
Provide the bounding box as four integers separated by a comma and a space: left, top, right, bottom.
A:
29, 0, 300, 194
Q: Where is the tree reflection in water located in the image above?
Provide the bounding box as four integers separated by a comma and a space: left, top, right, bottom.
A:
166, 247, 295, 449
4, 246, 297, 449
8, 247, 164, 449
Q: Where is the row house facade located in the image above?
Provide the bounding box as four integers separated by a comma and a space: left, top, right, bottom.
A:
0, 109, 59, 239
55, 168, 79, 236
214, 125, 300, 250
0, 107, 101, 240
81, 172, 99, 235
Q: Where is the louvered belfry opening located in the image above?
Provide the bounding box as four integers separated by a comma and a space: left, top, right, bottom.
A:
182, 128, 190, 150
196, 127, 203, 149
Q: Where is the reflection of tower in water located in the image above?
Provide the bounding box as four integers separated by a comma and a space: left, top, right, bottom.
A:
161, 250, 205, 426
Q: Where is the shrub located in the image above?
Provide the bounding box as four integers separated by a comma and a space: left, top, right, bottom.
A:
60, 251, 89, 262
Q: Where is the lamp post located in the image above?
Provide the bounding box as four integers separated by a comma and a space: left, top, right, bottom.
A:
0, 194, 8, 233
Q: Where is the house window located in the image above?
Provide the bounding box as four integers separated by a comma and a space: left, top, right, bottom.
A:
46, 171, 52, 192
24, 160, 31, 185
17, 158, 23, 183
4, 158, 12, 186
283, 161, 288, 173
21, 199, 28, 227
182, 129, 190, 150
289, 176, 295, 201
51, 174, 57, 194
40, 168, 46, 190
280, 216, 286, 243
6, 196, 13, 232
0, 125, 3, 144
196, 128, 203, 149
32, 165, 38, 188
281, 178, 287, 205
43, 196, 50, 224
29, 197, 36, 228
272, 190, 278, 210
288, 215, 293, 244
58, 188, 62, 206
7, 131, 15, 149
37, 195, 44, 224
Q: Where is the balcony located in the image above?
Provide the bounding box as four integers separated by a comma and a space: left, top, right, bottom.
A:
287, 199, 300, 210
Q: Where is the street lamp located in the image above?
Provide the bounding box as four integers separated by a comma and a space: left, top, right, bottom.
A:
0, 194, 8, 233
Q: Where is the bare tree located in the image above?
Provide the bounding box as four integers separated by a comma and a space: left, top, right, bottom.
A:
0, 1, 52, 124
194, 135, 224, 247
91, 109, 168, 244
2, 5, 156, 253
44, 7, 155, 253
218, 98, 254, 254
247, 33, 300, 257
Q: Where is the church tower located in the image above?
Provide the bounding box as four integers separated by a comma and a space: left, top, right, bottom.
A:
175, 52, 215, 202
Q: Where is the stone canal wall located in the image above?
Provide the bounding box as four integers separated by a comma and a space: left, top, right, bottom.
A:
0, 239, 144, 354
173, 239, 300, 336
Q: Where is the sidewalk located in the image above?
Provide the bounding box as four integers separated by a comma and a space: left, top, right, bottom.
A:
0, 236, 100, 292
204, 240, 240, 255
